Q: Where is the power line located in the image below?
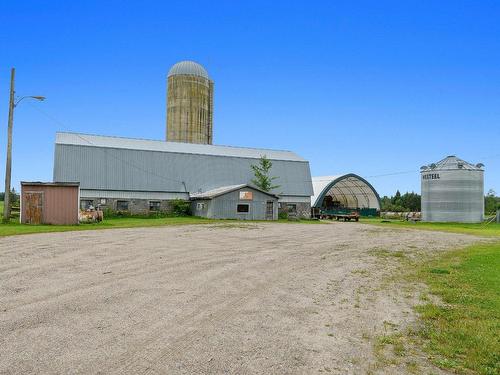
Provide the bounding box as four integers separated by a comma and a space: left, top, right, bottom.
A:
27, 103, 187, 188
24, 103, 500, 187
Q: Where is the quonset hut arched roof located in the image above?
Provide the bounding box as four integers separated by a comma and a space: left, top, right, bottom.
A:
311, 174, 381, 210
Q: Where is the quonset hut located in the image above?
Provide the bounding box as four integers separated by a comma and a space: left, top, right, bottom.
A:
53, 132, 313, 218
310, 174, 381, 217
421, 155, 484, 223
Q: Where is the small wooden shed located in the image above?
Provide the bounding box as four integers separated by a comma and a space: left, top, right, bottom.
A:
190, 184, 278, 220
21, 182, 80, 225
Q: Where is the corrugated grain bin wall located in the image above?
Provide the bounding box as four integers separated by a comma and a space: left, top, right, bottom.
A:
420, 156, 484, 223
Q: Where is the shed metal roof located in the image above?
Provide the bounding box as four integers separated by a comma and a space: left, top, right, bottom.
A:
56, 132, 306, 162
190, 184, 279, 200
21, 181, 80, 187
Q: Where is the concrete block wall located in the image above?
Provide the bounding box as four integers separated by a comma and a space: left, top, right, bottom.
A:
81, 197, 311, 218
278, 202, 311, 219
81, 198, 175, 215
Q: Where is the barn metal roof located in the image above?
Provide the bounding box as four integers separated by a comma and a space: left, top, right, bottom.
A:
55, 132, 306, 162
311, 174, 381, 209
168, 61, 210, 79
54, 133, 313, 198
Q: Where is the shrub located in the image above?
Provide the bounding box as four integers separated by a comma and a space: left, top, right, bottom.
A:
278, 211, 288, 220
171, 199, 191, 216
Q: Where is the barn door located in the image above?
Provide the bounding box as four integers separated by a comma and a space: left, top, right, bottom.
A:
24, 192, 43, 224
266, 201, 274, 220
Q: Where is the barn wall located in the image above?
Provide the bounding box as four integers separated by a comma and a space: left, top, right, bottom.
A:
53, 143, 313, 198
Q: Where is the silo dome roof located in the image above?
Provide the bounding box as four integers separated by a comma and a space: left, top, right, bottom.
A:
423, 155, 484, 171
168, 61, 209, 79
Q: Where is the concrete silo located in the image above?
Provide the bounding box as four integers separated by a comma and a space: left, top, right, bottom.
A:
166, 61, 214, 144
421, 155, 484, 223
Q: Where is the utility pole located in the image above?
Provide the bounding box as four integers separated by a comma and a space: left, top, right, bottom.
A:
2, 70, 44, 223
3, 68, 15, 223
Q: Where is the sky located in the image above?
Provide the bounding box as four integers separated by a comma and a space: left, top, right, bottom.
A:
1, 0, 499, 196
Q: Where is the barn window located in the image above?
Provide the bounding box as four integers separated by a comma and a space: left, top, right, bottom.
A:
237, 204, 249, 213
287, 204, 297, 214
149, 201, 161, 211
196, 202, 206, 210
116, 200, 129, 211
80, 200, 94, 210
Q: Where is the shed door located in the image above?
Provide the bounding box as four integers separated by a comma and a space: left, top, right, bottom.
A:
24, 192, 43, 224
266, 201, 274, 220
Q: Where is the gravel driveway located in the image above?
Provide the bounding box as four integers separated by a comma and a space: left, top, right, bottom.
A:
0, 222, 479, 374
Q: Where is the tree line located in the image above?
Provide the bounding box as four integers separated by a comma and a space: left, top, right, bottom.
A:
0, 188, 19, 204
380, 191, 421, 212
381, 189, 500, 214
485, 189, 500, 215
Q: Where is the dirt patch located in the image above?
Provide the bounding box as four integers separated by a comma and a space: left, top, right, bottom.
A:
0, 222, 480, 374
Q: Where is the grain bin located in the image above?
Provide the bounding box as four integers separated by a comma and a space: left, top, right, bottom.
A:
420, 156, 484, 223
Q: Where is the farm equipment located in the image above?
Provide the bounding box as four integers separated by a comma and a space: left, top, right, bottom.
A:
79, 207, 103, 223
318, 209, 360, 222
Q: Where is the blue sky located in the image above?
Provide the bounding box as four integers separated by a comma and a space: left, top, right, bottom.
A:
1, 0, 499, 196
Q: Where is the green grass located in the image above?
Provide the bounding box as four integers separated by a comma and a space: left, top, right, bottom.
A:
0, 216, 219, 237
415, 242, 500, 374
0, 214, 323, 238
361, 217, 500, 237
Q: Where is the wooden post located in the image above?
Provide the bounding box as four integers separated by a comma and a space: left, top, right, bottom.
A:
3, 68, 15, 223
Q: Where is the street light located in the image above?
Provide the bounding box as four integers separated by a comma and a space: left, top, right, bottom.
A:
15, 96, 46, 107
3, 68, 46, 222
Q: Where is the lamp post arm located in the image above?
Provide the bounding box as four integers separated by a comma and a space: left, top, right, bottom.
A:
14, 96, 45, 107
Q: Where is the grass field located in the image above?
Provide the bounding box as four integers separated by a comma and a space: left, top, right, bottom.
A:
415, 242, 500, 375
362, 217, 500, 237
0, 216, 219, 237
0, 214, 324, 238
358, 216, 499, 373
1, 209, 498, 238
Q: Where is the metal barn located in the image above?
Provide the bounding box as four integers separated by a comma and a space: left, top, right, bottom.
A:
21, 182, 80, 225
53, 132, 313, 218
190, 184, 278, 220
